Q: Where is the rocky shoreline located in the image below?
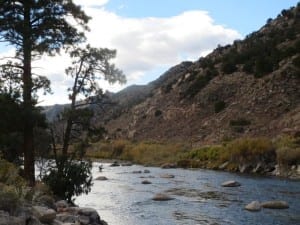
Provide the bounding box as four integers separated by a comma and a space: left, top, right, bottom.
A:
174, 160, 300, 180
0, 195, 107, 225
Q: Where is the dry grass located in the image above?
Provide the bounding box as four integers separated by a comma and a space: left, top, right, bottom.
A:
276, 147, 300, 165
86, 140, 188, 166
225, 137, 275, 164
85, 136, 300, 169
275, 135, 300, 165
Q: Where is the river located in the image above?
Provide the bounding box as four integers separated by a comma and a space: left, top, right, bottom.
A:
75, 162, 300, 225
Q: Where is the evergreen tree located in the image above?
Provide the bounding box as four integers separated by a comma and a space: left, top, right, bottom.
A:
0, 0, 90, 186
44, 45, 125, 202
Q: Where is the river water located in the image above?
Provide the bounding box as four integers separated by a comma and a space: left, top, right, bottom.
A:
75, 162, 300, 225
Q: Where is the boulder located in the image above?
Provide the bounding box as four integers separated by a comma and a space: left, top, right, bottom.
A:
140, 175, 155, 179
239, 164, 252, 173
32, 206, 56, 224
51, 219, 64, 225
121, 162, 133, 166
161, 163, 176, 169
34, 195, 56, 210
110, 161, 120, 167
221, 180, 241, 187
95, 176, 108, 181
261, 201, 289, 209
0, 211, 26, 225
55, 200, 69, 213
78, 208, 101, 224
55, 200, 69, 209
141, 180, 152, 184
152, 193, 174, 201
143, 169, 151, 173
245, 201, 261, 212
160, 174, 175, 179
218, 161, 229, 170
55, 214, 78, 223
132, 170, 142, 174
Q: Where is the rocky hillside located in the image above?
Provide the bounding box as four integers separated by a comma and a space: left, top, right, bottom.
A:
95, 4, 300, 145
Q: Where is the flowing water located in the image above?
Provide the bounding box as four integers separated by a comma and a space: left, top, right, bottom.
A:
75, 162, 300, 225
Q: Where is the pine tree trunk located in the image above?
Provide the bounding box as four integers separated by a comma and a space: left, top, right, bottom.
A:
23, 2, 35, 186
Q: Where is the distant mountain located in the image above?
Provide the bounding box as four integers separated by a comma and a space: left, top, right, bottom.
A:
45, 4, 300, 145
43, 104, 69, 121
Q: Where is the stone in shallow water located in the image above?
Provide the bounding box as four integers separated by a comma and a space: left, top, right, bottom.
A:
261, 201, 289, 209
141, 180, 152, 184
221, 180, 241, 187
152, 193, 174, 201
161, 163, 177, 169
95, 176, 108, 181
160, 174, 175, 179
245, 201, 261, 211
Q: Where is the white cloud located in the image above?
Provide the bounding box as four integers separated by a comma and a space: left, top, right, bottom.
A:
82, 8, 241, 83
1, 2, 242, 105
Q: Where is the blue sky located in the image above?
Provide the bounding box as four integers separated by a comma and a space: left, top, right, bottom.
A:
0, 0, 298, 105
105, 0, 299, 36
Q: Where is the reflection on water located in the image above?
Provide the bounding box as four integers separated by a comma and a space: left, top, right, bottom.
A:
75, 162, 300, 225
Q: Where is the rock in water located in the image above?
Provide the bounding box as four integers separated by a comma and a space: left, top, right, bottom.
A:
141, 180, 152, 184
245, 201, 261, 211
221, 180, 241, 187
160, 174, 175, 178
152, 193, 174, 201
261, 201, 289, 209
161, 163, 176, 169
110, 161, 120, 167
95, 176, 108, 181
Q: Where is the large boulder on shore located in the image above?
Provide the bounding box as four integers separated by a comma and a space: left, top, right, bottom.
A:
0, 211, 26, 225
32, 205, 56, 224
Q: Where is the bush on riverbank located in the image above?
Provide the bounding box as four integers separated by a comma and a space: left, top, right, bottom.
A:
86, 136, 300, 175
86, 140, 189, 166
0, 160, 27, 214
275, 136, 300, 166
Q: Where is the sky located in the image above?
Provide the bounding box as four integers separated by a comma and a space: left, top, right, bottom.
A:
0, 0, 299, 105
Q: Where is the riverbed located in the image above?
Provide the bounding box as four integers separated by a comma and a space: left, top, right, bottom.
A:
75, 162, 300, 225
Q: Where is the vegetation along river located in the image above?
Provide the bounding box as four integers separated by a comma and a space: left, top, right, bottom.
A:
75, 162, 300, 225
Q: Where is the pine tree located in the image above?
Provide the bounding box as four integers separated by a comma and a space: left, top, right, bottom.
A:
0, 0, 90, 186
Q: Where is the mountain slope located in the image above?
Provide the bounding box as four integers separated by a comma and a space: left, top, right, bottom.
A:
98, 4, 300, 145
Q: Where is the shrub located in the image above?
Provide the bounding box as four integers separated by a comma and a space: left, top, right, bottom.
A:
214, 101, 226, 113
226, 138, 275, 164
292, 55, 300, 68
0, 159, 26, 188
121, 141, 187, 166
275, 136, 300, 166
111, 139, 127, 157
42, 158, 92, 203
221, 61, 237, 74
229, 118, 251, 126
0, 184, 20, 214
154, 110, 162, 117
276, 147, 300, 166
